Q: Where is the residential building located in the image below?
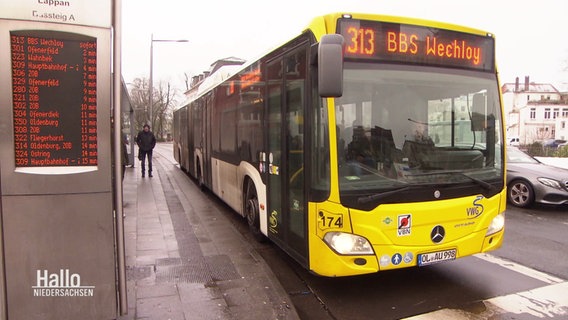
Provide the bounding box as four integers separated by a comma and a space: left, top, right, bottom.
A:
501, 76, 568, 145
183, 57, 246, 101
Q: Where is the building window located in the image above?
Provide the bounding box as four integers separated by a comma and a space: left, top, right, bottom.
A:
553, 108, 559, 119
562, 121, 566, 129
530, 108, 536, 119
562, 108, 568, 118
544, 108, 551, 119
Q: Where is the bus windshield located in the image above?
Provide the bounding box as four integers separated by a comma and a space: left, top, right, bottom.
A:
334, 64, 504, 206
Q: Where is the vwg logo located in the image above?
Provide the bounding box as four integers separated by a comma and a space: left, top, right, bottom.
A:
32, 269, 95, 297
466, 196, 484, 219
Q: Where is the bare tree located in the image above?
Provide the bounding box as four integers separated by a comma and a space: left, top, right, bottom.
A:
128, 77, 179, 140
182, 72, 190, 91
526, 126, 553, 143
152, 81, 178, 140
128, 77, 149, 130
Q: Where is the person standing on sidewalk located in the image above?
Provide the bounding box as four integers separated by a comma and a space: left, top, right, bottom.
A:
135, 124, 156, 177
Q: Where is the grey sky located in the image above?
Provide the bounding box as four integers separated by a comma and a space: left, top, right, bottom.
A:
121, 0, 568, 92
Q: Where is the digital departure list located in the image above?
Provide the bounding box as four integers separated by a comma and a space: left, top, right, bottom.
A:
11, 30, 97, 168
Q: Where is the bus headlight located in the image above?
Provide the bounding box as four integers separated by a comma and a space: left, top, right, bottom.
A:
323, 232, 374, 255
486, 213, 505, 236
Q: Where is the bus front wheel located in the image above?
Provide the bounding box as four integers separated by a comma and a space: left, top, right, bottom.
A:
245, 184, 265, 242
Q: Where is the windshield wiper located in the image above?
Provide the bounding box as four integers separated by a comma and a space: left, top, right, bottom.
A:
459, 172, 496, 191
408, 171, 495, 191
357, 186, 412, 204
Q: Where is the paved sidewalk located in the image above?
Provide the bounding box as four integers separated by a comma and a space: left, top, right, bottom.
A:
118, 153, 299, 320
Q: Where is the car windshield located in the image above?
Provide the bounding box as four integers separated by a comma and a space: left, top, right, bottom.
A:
334, 64, 504, 204
507, 147, 539, 164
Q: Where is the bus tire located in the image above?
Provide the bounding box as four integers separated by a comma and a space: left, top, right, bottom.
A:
245, 183, 265, 243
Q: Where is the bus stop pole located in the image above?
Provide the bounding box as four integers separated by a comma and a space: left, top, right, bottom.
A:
113, 0, 128, 315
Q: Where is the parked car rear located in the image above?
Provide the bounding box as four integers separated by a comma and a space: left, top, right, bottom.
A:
543, 139, 567, 148
507, 137, 520, 146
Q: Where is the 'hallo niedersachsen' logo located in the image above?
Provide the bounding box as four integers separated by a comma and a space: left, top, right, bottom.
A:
32, 269, 95, 297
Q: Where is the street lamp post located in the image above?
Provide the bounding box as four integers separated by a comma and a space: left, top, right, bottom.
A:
148, 34, 189, 129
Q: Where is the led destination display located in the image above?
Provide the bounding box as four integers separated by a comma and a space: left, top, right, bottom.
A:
11, 30, 97, 168
338, 19, 495, 72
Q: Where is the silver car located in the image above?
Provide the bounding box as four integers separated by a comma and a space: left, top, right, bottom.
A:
507, 146, 568, 207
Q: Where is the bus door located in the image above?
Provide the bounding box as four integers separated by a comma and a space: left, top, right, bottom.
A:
179, 107, 190, 171
203, 94, 212, 187
266, 45, 308, 263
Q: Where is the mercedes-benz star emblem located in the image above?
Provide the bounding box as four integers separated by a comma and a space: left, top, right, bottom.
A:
430, 225, 445, 243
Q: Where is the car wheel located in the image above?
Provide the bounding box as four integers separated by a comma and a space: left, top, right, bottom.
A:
508, 179, 534, 208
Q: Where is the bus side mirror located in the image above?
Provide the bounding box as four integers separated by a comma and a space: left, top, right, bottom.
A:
318, 34, 344, 97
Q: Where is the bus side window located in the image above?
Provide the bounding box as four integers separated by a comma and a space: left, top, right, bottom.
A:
336, 126, 346, 164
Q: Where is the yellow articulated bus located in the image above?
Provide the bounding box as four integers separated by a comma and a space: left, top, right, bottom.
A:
173, 13, 506, 277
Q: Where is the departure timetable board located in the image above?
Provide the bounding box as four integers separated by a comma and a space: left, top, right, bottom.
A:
11, 30, 98, 168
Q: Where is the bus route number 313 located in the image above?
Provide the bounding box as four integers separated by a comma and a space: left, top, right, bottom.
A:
318, 211, 343, 230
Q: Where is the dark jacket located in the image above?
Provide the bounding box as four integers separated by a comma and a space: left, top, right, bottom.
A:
136, 130, 156, 151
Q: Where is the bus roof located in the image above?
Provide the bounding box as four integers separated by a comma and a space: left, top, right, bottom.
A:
177, 12, 495, 109
307, 13, 494, 41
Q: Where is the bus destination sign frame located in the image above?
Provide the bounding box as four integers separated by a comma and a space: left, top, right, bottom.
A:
337, 18, 495, 72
